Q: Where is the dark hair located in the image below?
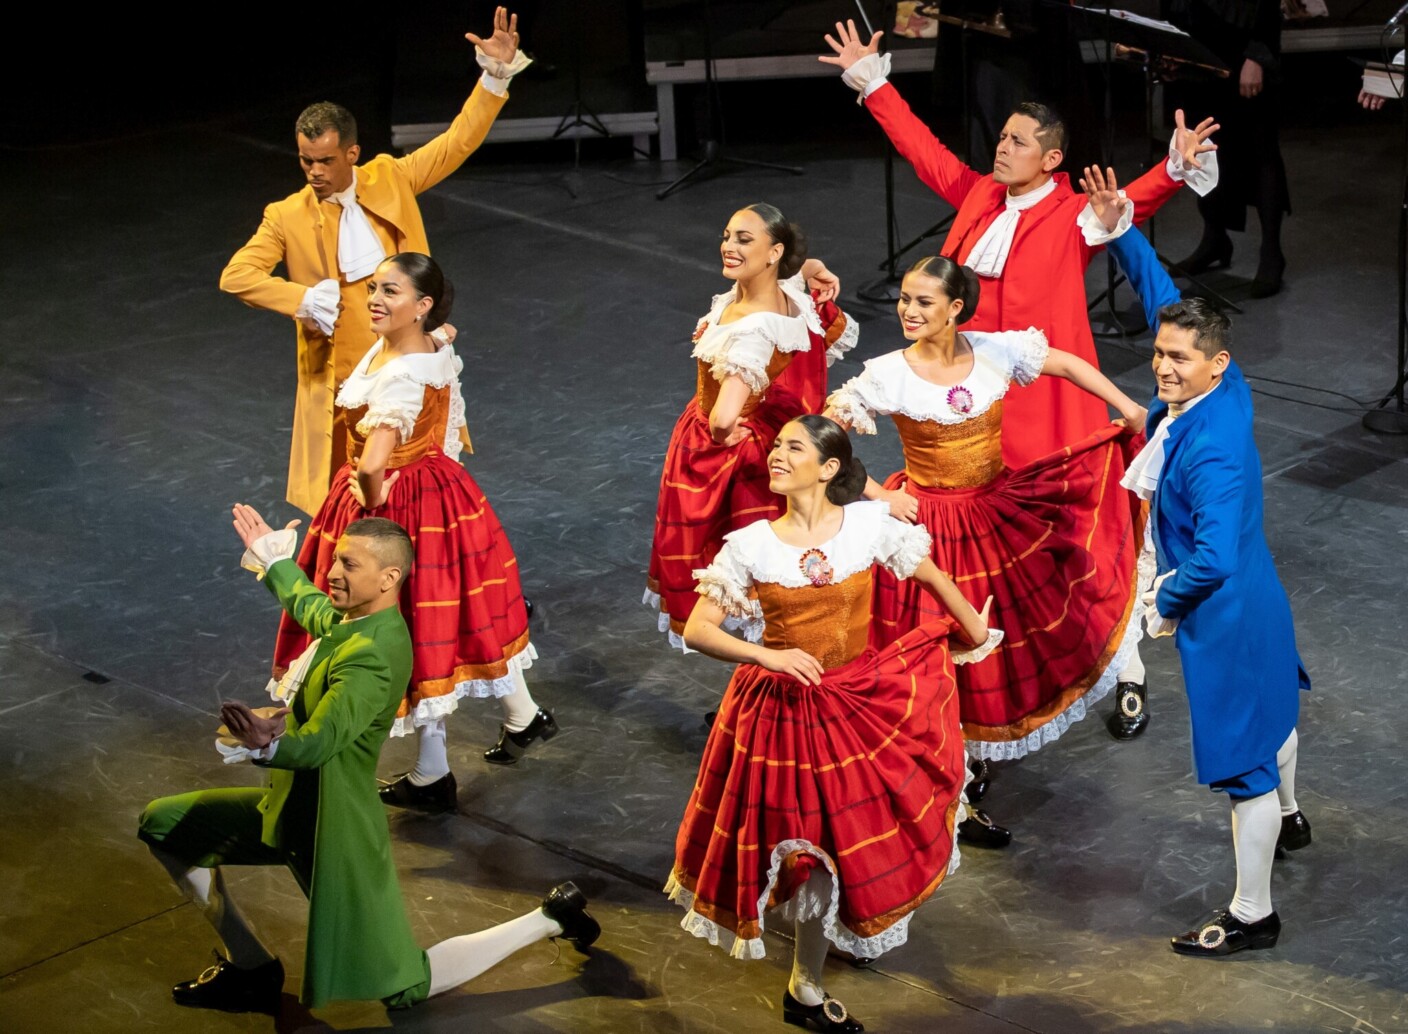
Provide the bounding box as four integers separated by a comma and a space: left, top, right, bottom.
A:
793, 415, 867, 505
295, 101, 357, 146
1158, 298, 1232, 357
906, 256, 981, 324
385, 252, 455, 332
1010, 101, 1066, 156
743, 203, 809, 279
344, 517, 414, 580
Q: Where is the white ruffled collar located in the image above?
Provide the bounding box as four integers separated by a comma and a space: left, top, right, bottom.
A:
706, 272, 824, 337
337, 339, 462, 407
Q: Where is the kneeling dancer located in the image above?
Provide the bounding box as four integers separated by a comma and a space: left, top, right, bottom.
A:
667, 415, 997, 1031
138, 507, 598, 1012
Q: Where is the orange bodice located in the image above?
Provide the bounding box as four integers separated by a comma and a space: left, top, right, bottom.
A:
754, 570, 873, 670
344, 384, 450, 468
695, 350, 795, 417
892, 401, 1005, 489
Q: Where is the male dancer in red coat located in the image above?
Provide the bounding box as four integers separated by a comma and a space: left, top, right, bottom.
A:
821, 21, 1219, 741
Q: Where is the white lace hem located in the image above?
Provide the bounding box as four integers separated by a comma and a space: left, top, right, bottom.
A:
825, 386, 878, 436
356, 404, 417, 444
967, 606, 1142, 762
388, 642, 537, 738
664, 833, 958, 962
443, 355, 468, 462
694, 575, 765, 634
953, 628, 1004, 665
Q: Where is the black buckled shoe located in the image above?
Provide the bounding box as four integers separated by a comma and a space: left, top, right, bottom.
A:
1106, 681, 1149, 741
1275, 810, 1312, 858
957, 808, 1012, 849
966, 756, 991, 804
1171, 908, 1280, 957
541, 881, 601, 952
378, 771, 458, 812
783, 989, 864, 1032
172, 951, 284, 1012
484, 708, 559, 765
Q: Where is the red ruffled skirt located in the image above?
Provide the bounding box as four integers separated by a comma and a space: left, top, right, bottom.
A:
873, 424, 1144, 759
645, 399, 796, 645
666, 620, 968, 960
274, 445, 532, 736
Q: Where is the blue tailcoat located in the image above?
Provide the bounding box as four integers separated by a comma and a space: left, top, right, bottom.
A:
1108, 230, 1309, 785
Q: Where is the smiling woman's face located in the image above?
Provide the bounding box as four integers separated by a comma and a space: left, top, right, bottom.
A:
720, 208, 782, 281
366, 261, 430, 334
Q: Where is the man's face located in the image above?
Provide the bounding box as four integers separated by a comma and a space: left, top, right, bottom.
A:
298, 130, 359, 200
326, 535, 393, 613
993, 114, 1060, 190
1151, 324, 1229, 405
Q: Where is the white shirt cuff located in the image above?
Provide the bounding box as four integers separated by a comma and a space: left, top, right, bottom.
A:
841, 52, 892, 104
239, 528, 298, 580
1141, 570, 1179, 637
295, 279, 340, 335
953, 629, 1004, 665
1077, 193, 1136, 245
476, 48, 532, 97
1165, 132, 1219, 197
215, 736, 281, 765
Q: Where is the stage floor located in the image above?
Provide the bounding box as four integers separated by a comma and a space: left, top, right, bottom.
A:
2, 105, 1406, 1034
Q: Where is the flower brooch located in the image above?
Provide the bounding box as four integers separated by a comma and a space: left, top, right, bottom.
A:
799, 548, 834, 587
946, 384, 975, 415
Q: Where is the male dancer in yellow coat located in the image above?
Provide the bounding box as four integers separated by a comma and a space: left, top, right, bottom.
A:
221, 7, 528, 515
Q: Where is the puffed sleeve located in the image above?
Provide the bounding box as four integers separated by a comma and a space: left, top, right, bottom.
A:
691, 324, 785, 394
693, 536, 758, 621
356, 374, 427, 443
988, 327, 1050, 387
873, 514, 933, 579
826, 363, 889, 436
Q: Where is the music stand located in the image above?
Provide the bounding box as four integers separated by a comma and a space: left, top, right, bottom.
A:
655, 0, 804, 200
550, 3, 611, 198
1057, 4, 1241, 322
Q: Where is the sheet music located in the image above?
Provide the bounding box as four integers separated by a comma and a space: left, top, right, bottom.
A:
1073, 6, 1189, 37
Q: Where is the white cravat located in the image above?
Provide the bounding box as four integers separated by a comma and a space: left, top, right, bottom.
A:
328, 169, 387, 283
966, 177, 1058, 278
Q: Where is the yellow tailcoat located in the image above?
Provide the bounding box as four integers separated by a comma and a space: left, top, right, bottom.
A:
221, 83, 506, 515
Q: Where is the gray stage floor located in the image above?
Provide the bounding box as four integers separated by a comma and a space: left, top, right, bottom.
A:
2, 99, 1407, 1034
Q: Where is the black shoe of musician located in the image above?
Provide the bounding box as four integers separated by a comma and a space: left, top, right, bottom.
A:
1275, 810, 1312, 858
172, 952, 284, 1012
783, 989, 865, 1032
484, 708, 559, 765
1171, 908, 1280, 957
966, 756, 991, 804
378, 772, 458, 812
957, 808, 1012, 848
541, 881, 601, 952
1106, 682, 1149, 741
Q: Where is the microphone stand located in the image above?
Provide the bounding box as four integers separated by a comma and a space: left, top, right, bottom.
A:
1364, 45, 1408, 434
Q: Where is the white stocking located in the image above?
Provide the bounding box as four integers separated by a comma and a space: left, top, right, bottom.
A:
148, 844, 275, 969
1275, 728, 1300, 816
1228, 790, 1280, 923
1117, 642, 1146, 685
789, 871, 835, 1008
499, 667, 540, 733
426, 907, 561, 997
410, 718, 450, 786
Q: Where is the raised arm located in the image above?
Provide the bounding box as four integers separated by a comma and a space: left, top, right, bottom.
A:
1123, 110, 1220, 223
1107, 228, 1181, 332
219, 203, 305, 318
264, 558, 340, 639
820, 21, 982, 208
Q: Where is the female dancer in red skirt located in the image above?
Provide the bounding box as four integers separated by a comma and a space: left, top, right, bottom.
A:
826, 256, 1147, 780
273, 253, 552, 810
669, 415, 996, 1032
644, 203, 855, 649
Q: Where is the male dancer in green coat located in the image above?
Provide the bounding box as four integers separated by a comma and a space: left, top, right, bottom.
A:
138, 506, 598, 1012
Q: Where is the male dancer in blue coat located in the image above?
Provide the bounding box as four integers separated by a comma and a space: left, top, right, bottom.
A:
1082, 167, 1311, 957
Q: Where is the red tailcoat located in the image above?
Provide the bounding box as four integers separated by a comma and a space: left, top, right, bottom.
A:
865, 83, 1184, 467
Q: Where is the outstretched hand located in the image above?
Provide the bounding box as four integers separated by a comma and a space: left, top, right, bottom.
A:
232, 503, 301, 551
1172, 109, 1219, 170
220, 701, 290, 750
1079, 165, 1129, 233
819, 19, 882, 71
467, 6, 519, 64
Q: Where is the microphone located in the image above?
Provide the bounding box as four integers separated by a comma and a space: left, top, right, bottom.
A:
1389, 0, 1408, 28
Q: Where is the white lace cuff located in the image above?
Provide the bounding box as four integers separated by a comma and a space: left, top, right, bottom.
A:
295, 279, 339, 336
880, 521, 933, 579
1142, 570, 1179, 637
476, 48, 532, 97
841, 52, 892, 103
826, 385, 878, 435
1077, 194, 1135, 245
1010, 327, 1050, 387
826, 310, 860, 366
1165, 133, 1219, 197
694, 569, 757, 622
953, 629, 1004, 665
216, 737, 281, 765
356, 405, 417, 444
240, 528, 298, 580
